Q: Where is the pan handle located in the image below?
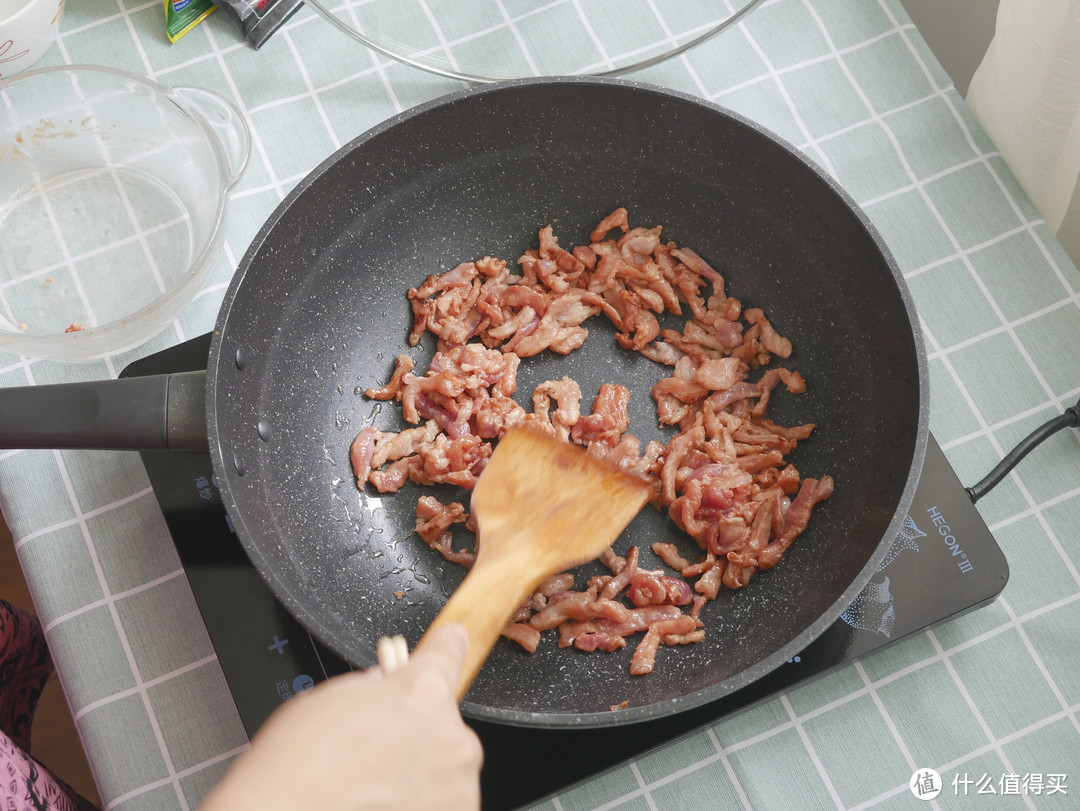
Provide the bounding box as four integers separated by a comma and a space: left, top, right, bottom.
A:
0, 371, 208, 452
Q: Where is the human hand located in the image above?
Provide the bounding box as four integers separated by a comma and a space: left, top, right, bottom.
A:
200, 624, 483, 811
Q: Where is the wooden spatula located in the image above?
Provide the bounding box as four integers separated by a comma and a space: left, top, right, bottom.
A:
415, 424, 653, 702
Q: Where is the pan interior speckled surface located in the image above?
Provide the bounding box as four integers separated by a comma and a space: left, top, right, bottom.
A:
208, 78, 928, 727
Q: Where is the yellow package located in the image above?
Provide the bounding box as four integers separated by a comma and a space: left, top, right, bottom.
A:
164, 0, 216, 43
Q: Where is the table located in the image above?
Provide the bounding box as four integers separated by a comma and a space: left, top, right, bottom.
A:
3, 1, 1079, 809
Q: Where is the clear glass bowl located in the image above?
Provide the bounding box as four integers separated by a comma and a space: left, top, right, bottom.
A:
306, 0, 766, 84
0, 66, 250, 360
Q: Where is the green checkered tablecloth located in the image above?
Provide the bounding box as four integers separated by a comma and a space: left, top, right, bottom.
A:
3, 1, 1079, 809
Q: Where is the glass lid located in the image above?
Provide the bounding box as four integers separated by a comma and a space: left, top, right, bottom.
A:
305, 0, 767, 84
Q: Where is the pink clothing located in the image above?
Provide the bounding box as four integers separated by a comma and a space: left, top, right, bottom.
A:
0, 600, 97, 811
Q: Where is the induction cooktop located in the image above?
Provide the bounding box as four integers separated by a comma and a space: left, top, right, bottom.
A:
125, 334, 1008, 810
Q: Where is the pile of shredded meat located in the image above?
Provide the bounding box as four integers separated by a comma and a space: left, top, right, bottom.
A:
350, 208, 832, 677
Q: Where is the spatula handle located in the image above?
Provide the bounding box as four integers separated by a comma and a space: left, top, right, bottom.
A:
417, 556, 539, 703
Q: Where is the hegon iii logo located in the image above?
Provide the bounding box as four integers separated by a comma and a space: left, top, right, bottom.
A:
926, 506, 974, 573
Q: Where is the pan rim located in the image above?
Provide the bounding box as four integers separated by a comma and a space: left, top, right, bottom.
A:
206, 75, 930, 728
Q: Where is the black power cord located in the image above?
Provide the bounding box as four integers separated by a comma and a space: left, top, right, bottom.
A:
965, 397, 1080, 503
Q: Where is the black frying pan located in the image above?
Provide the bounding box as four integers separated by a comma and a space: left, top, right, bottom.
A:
0, 78, 928, 727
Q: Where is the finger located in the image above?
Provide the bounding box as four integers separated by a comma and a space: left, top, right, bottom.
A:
393, 634, 408, 666
377, 634, 409, 676
406, 623, 469, 691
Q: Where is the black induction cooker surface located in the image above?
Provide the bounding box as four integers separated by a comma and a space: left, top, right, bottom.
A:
125, 334, 1007, 810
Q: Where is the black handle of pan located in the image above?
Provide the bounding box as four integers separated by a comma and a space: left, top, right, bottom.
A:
0, 371, 209, 452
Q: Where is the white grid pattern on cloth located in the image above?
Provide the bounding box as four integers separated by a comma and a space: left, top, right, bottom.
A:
0, 0, 1076, 808
102, 742, 249, 811
4, 444, 247, 809
43, 437, 194, 809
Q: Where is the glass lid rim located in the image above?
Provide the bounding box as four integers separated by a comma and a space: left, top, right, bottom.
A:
303, 0, 768, 85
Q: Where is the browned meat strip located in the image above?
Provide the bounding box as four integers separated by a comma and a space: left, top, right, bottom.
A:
365, 355, 415, 400
529, 591, 630, 630
627, 571, 694, 607
502, 622, 542, 652
571, 383, 631, 446
349, 426, 384, 485
651, 542, 692, 572
428, 531, 476, 568
759, 476, 834, 569
590, 207, 629, 243
599, 546, 639, 601
630, 616, 698, 675
414, 495, 468, 544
